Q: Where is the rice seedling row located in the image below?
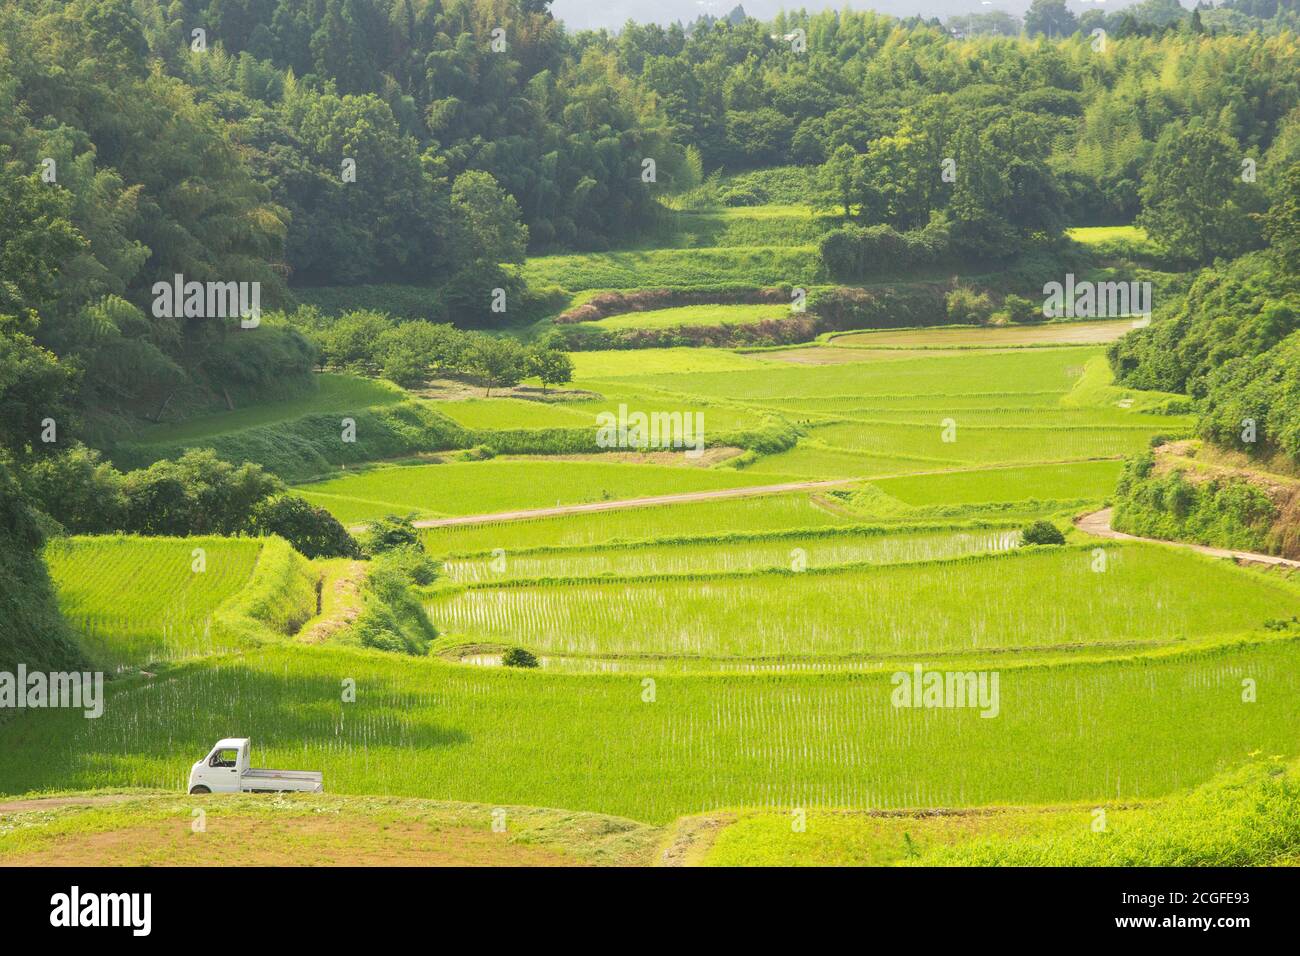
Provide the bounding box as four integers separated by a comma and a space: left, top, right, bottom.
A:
2, 637, 1294, 824
44, 537, 265, 667
419, 492, 853, 556
443, 527, 1023, 584
426, 544, 1296, 661
297, 459, 795, 525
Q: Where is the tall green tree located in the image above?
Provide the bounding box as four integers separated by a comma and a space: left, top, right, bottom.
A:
1263, 163, 1300, 274
1137, 125, 1261, 264
1024, 0, 1079, 38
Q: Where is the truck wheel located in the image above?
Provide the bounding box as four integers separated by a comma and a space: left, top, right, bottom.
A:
189, 785, 211, 794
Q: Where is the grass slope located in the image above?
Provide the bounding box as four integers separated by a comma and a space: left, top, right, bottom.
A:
133, 374, 403, 445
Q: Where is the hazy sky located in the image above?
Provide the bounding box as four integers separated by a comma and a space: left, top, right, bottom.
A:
550, 0, 1171, 33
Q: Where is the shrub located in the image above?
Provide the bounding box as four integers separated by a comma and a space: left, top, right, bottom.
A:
376, 543, 439, 586
119, 450, 282, 536
502, 647, 540, 668
359, 515, 423, 556
248, 496, 362, 559
524, 346, 573, 392
945, 287, 994, 325
992, 294, 1041, 326
819, 219, 957, 281
21, 444, 127, 533
1112, 457, 1280, 554
465, 336, 526, 396
1021, 520, 1066, 546
378, 321, 469, 373
319, 310, 392, 369
807, 285, 947, 332
381, 348, 426, 388
351, 551, 438, 656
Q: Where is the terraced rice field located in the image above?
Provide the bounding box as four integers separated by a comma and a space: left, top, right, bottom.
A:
44, 536, 264, 666
583, 304, 795, 330
430, 398, 597, 429
420, 492, 853, 555
522, 246, 822, 291
429, 545, 1296, 663
604, 347, 1099, 400
829, 320, 1138, 348
867, 460, 1126, 506
298, 459, 794, 524
8, 274, 1292, 858
2, 636, 1296, 823
804, 419, 1160, 464
441, 526, 1023, 583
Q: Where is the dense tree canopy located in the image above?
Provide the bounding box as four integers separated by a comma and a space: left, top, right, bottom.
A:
2, 0, 1299, 450
1110, 162, 1300, 465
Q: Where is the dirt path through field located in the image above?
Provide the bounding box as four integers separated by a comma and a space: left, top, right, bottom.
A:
0, 794, 144, 813
403, 478, 858, 528
1075, 507, 1300, 568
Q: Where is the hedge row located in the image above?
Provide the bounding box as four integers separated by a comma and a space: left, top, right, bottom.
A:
546, 284, 948, 350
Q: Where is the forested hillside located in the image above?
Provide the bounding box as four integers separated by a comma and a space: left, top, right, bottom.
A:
0, 462, 85, 678
3, 0, 1299, 512
1107, 159, 1299, 553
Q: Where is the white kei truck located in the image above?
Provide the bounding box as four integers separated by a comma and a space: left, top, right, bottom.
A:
188, 738, 323, 794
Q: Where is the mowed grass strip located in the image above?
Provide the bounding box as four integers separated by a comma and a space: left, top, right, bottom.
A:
427, 544, 1296, 660
695, 803, 1130, 867
1, 636, 1296, 823
0, 793, 659, 867
296, 459, 802, 525
695, 757, 1300, 866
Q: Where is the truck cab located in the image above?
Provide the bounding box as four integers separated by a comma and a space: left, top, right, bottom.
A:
188, 738, 323, 794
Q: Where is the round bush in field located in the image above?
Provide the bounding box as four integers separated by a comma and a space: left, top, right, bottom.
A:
502, 647, 539, 668
249, 496, 361, 559
1021, 520, 1066, 546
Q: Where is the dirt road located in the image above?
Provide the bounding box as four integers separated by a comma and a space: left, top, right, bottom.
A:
1075, 507, 1300, 568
